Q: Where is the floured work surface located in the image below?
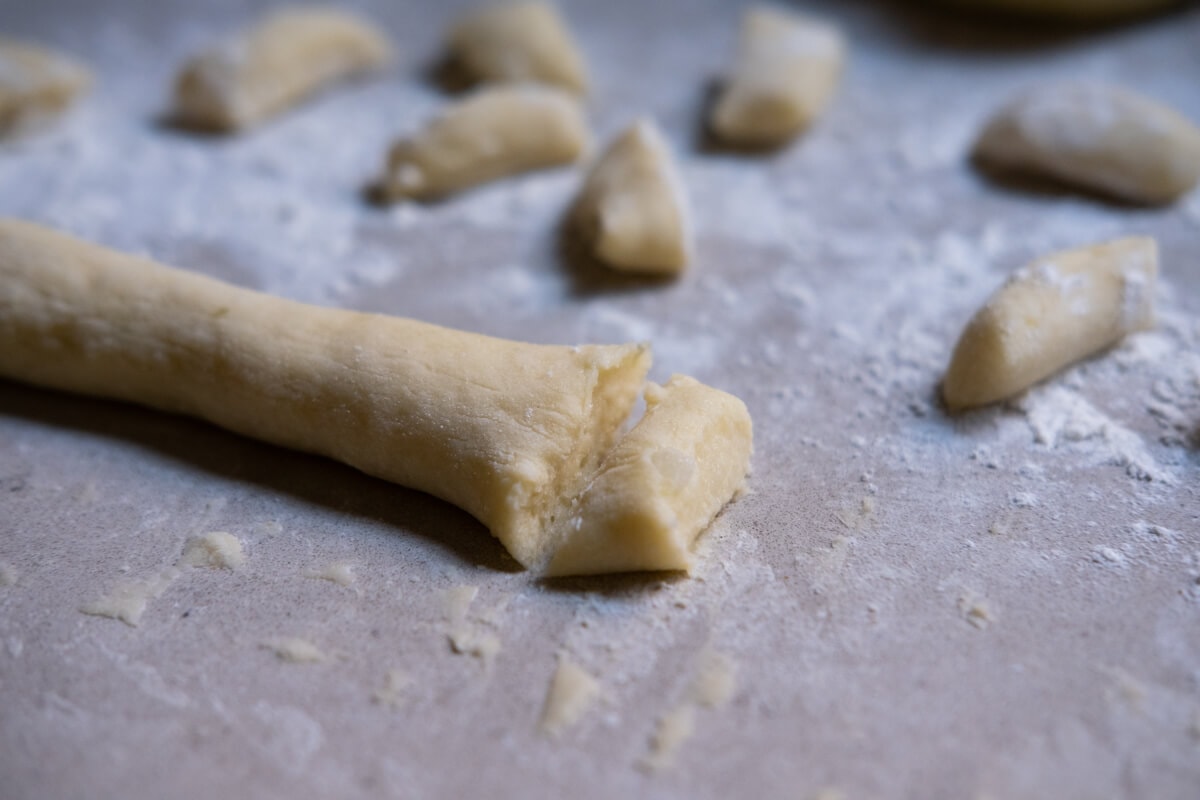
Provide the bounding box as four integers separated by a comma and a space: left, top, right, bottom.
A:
1, 1, 1198, 798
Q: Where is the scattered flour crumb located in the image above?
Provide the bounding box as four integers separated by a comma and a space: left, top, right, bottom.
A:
448, 629, 501, 663
305, 562, 355, 587
372, 669, 410, 708
1009, 491, 1039, 508
262, 637, 326, 664
1092, 546, 1127, 566
443, 585, 478, 625
80, 569, 180, 627
641, 704, 696, 773
0, 562, 17, 587
1103, 667, 1146, 709
641, 648, 738, 771
179, 532, 245, 569
956, 593, 994, 630
688, 649, 737, 708
1130, 520, 1177, 540
540, 656, 601, 737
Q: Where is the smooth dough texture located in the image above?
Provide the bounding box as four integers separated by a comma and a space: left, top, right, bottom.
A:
377, 84, 588, 201
572, 119, 691, 274
942, 237, 1158, 412
973, 83, 1200, 205
0, 38, 90, 136
172, 7, 392, 132
710, 5, 845, 148
546, 375, 753, 577
447, 1, 587, 94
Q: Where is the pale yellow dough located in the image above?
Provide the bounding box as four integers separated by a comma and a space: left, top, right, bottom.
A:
447, 1, 587, 94
973, 83, 1200, 206
546, 376, 753, 577
710, 5, 845, 148
0, 220, 752, 574
378, 84, 588, 201
942, 237, 1157, 412
572, 119, 691, 275
540, 656, 601, 736
0, 38, 91, 136
172, 7, 392, 132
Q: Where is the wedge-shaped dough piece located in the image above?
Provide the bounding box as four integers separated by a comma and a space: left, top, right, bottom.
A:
974, 83, 1200, 205
546, 376, 753, 577
0, 219, 649, 568
447, 1, 587, 94
172, 7, 392, 132
0, 38, 91, 136
572, 119, 691, 274
378, 84, 588, 201
942, 237, 1157, 412
710, 5, 846, 148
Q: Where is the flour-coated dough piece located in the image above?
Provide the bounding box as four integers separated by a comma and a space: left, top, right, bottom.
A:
942, 237, 1157, 412
710, 5, 845, 148
572, 119, 691, 274
448, 1, 587, 94
0, 38, 90, 135
172, 7, 392, 132
974, 83, 1200, 206
0, 219, 650, 569
378, 84, 588, 201
546, 376, 753, 577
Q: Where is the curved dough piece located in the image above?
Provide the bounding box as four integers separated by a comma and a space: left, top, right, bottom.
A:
942, 237, 1157, 412
710, 5, 846, 148
572, 119, 691, 274
973, 83, 1200, 206
0, 219, 649, 568
943, 0, 1178, 20
0, 38, 91, 136
378, 84, 589, 201
172, 7, 392, 132
448, 1, 587, 94
546, 375, 753, 577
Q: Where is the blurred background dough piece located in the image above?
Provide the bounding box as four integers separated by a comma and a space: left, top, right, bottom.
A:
942, 237, 1157, 412
572, 119, 691, 275
447, 1, 587, 94
546, 375, 754, 577
973, 82, 1200, 205
710, 5, 846, 148
171, 7, 392, 132
0, 38, 90, 136
378, 84, 588, 201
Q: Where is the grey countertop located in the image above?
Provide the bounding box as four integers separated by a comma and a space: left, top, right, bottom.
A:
2, 1, 1199, 797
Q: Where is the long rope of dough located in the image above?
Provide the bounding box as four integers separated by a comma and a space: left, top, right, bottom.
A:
0, 220, 752, 574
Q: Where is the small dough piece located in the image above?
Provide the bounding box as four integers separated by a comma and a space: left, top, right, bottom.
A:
377, 84, 588, 201
710, 6, 846, 148
942, 237, 1157, 412
172, 7, 392, 132
546, 375, 753, 577
973, 83, 1200, 205
179, 531, 245, 569
305, 562, 355, 586
80, 569, 181, 627
572, 119, 691, 274
262, 637, 326, 663
0, 38, 90, 136
540, 656, 601, 736
447, 1, 587, 94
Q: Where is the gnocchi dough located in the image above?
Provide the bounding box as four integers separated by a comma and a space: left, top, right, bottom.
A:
571, 119, 691, 274
377, 84, 589, 201
0, 38, 90, 136
942, 237, 1157, 412
447, 1, 587, 94
172, 7, 392, 132
546, 376, 753, 577
710, 5, 845, 148
973, 83, 1200, 205
0, 220, 751, 574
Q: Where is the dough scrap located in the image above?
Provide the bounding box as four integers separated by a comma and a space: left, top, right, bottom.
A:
377, 84, 588, 201
0, 38, 91, 136
942, 237, 1157, 412
546, 375, 753, 577
80, 569, 181, 627
179, 531, 245, 569
710, 6, 845, 148
172, 7, 392, 132
447, 1, 587, 94
572, 119, 691, 274
973, 83, 1200, 205
539, 656, 601, 736
305, 562, 355, 586
262, 637, 326, 663
0, 220, 752, 575
688, 649, 737, 709
642, 703, 696, 772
